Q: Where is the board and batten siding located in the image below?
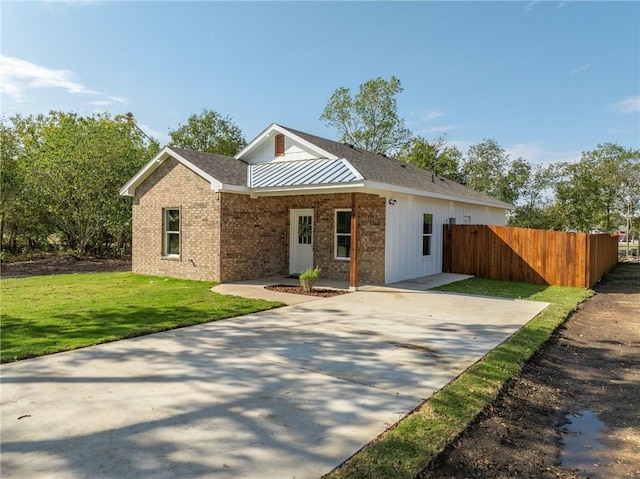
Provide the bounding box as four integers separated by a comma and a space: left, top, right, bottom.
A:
245, 136, 317, 164
384, 194, 507, 284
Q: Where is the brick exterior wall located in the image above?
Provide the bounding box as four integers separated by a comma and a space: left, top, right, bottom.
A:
132, 158, 220, 281
131, 160, 386, 284
218, 192, 386, 284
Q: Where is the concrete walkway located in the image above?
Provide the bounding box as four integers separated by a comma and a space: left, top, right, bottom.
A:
1, 278, 548, 479
211, 272, 476, 304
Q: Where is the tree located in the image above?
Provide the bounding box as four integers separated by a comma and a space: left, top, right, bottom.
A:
0, 120, 25, 252
320, 76, 412, 154
507, 164, 561, 229
462, 139, 531, 205
554, 143, 640, 232
397, 135, 464, 182
169, 109, 246, 156
3, 111, 158, 256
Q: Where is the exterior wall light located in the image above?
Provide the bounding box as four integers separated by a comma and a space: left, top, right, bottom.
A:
388, 198, 397, 205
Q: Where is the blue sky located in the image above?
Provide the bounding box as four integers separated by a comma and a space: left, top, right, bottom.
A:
2, 1, 639, 164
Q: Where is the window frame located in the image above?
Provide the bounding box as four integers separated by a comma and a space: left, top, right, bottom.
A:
335, 209, 352, 260
422, 213, 433, 257
163, 207, 181, 258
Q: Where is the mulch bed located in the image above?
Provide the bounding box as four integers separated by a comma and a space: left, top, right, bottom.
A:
264, 284, 350, 298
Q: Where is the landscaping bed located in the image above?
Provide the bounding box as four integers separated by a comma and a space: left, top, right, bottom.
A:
265, 284, 350, 298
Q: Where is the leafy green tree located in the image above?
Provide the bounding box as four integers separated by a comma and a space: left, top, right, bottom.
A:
555, 143, 640, 232
397, 136, 464, 182
1, 121, 24, 252
5, 111, 158, 256
320, 76, 412, 154
462, 138, 531, 205
169, 109, 246, 156
507, 164, 561, 229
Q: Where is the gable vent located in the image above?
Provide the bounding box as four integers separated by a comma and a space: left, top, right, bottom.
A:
275, 134, 285, 157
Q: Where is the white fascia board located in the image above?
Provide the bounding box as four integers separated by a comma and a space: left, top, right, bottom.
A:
119, 146, 173, 197
277, 125, 338, 160
234, 123, 277, 159
248, 182, 366, 197
212, 184, 249, 194
119, 146, 223, 197
235, 123, 338, 161
362, 181, 513, 210
340, 158, 365, 180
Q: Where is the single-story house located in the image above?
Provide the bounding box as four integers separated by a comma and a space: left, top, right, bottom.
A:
120, 123, 511, 287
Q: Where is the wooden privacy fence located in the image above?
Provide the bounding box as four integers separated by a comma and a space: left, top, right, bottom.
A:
442, 225, 619, 288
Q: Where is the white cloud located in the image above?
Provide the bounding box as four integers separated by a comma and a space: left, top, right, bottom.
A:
610, 95, 640, 114
411, 109, 444, 123
88, 100, 112, 106
87, 96, 129, 107
0, 55, 99, 102
419, 124, 465, 134
569, 63, 591, 75
526, 1, 569, 14
505, 141, 581, 165
139, 124, 169, 144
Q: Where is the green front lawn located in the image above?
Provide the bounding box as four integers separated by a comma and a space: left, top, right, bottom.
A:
0, 272, 282, 363
327, 277, 593, 479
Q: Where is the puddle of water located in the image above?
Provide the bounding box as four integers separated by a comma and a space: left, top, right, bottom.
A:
561, 409, 606, 478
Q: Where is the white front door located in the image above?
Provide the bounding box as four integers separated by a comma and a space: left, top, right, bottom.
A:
289, 209, 314, 275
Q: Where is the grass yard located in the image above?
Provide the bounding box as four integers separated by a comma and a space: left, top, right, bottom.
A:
0, 272, 282, 363
326, 278, 593, 479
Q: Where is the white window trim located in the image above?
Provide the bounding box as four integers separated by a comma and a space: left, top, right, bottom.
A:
335, 208, 352, 261
163, 207, 180, 258
422, 213, 433, 258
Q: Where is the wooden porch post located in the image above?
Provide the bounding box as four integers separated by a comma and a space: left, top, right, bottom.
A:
350, 192, 358, 290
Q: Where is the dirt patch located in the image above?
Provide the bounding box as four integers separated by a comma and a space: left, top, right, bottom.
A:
1, 254, 131, 279
265, 284, 350, 298
420, 262, 640, 479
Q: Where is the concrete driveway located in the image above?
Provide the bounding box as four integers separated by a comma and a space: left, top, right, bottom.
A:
1, 282, 547, 479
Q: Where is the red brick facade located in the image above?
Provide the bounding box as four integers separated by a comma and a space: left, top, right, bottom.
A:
132, 161, 386, 284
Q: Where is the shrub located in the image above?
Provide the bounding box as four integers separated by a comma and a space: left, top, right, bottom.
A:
300, 266, 321, 292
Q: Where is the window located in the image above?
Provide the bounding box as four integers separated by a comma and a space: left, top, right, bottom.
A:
335, 210, 352, 259
463, 215, 471, 225
275, 134, 285, 157
164, 208, 180, 257
298, 215, 312, 245
422, 213, 433, 256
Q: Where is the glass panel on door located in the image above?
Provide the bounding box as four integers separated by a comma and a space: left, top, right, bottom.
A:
298, 215, 312, 245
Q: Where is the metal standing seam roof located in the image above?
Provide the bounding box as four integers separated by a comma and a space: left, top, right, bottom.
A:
248, 158, 362, 187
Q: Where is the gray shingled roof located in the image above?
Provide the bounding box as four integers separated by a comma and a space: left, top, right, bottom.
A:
168, 146, 247, 186
164, 131, 511, 209
280, 126, 512, 209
